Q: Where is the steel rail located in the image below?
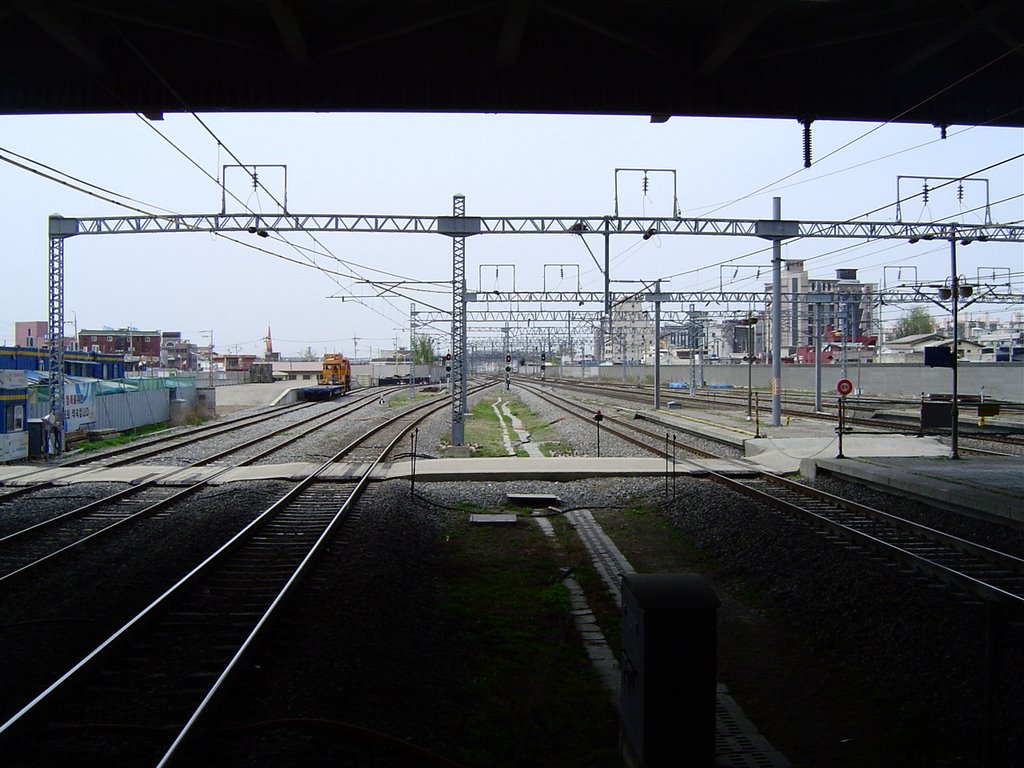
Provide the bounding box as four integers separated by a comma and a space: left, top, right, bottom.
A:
0, 400, 317, 499
0, 390, 397, 582
0, 383, 491, 763
521, 379, 1024, 608
515, 381, 719, 461
715, 473, 1024, 607
60, 399, 316, 467
0, 378, 491, 757
154, 383, 497, 765
536, 377, 1023, 455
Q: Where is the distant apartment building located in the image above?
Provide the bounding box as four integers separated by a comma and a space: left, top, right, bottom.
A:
14, 321, 77, 350
79, 328, 163, 370
159, 332, 197, 370
15, 321, 48, 348
78, 328, 196, 371
600, 299, 654, 363
213, 353, 259, 372
767, 261, 877, 356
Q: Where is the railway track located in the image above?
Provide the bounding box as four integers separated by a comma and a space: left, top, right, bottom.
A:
0, 385, 438, 584
516, 381, 722, 460
0, 388, 393, 507
0, 383, 492, 766
519, 380, 1024, 612
719, 473, 1024, 609
536, 376, 1024, 455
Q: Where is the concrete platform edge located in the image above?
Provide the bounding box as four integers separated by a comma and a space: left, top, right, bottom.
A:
802, 457, 1023, 526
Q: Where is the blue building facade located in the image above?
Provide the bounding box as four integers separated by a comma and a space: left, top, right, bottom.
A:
0, 370, 28, 462
0, 346, 126, 379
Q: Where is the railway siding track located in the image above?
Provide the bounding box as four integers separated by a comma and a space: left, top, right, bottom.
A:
0, 474, 364, 766
60, 400, 320, 468
0, 383, 495, 765
521, 380, 1024, 611
538, 376, 1024, 455
0, 484, 182, 583
0, 385, 444, 587
517, 381, 720, 460
715, 473, 1024, 609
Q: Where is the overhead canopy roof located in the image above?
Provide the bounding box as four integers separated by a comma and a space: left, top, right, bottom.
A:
2, 1, 1022, 128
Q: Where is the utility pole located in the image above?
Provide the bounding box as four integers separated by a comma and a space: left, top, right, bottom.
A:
842, 300, 850, 381
771, 197, 783, 426
408, 303, 416, 400
807, 293, 831, 412
689, 304, 697, 395
450, 194, 467, 446
603, 217, 611, 362
653, 281, 663, 409
949, 229, 961, 459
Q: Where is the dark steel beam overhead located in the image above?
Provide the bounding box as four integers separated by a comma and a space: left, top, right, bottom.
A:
1, 0, 1021, 127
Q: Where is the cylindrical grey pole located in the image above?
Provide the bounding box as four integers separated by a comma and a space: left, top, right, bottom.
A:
950, 233, 960, 459
771, 197, 783, 426
814, 302, 823, 412
654, 281, 661, 409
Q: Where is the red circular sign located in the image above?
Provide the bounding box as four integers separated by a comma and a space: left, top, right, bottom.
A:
837, 379, 854, 396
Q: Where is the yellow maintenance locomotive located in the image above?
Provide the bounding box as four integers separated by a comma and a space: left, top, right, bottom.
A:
319, 353, 351, 392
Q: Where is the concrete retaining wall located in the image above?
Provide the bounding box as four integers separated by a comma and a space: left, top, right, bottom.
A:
542, 362, 1024, 401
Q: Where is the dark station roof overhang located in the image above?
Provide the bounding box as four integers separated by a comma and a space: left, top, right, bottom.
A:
1, 1, 1022, 128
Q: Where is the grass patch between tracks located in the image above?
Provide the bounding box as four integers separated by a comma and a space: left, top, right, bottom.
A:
444, 395, 578, 457
70, 422, 171, 452
386, 390, 442, 408
439, 511, 621, 767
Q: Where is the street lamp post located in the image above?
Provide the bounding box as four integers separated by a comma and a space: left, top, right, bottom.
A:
201, 330, 214, 387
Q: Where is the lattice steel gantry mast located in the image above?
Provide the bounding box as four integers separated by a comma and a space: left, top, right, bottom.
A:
42, 205, 1024, 456
47, 215, 79, 454
451, 195, 468, 445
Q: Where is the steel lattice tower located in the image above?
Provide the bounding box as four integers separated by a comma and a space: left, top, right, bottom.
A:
451, 195, 467, 445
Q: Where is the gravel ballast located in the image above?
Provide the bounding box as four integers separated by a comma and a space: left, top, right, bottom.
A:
2, 386, 1020, 767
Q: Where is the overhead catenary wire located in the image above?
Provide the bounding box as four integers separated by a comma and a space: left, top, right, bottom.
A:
9, 16, 1022, 349
683, 108, 1024, 215
659, 156, 1024, 288
107, 21, 436, 330
691, 40, 1024, 218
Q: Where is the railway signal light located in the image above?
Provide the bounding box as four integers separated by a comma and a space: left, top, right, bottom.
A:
445, 352, 452, 373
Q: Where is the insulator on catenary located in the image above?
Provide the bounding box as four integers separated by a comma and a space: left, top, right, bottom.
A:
922, 182, 930, 206
801, 119, 813, 168
642, 173, 650, 194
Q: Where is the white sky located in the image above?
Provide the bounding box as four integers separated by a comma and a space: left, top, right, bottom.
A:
1, 111, 1021, 358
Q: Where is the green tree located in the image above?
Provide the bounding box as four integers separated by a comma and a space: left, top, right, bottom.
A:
893, 306, 935, 339
412, 335, 436, 364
